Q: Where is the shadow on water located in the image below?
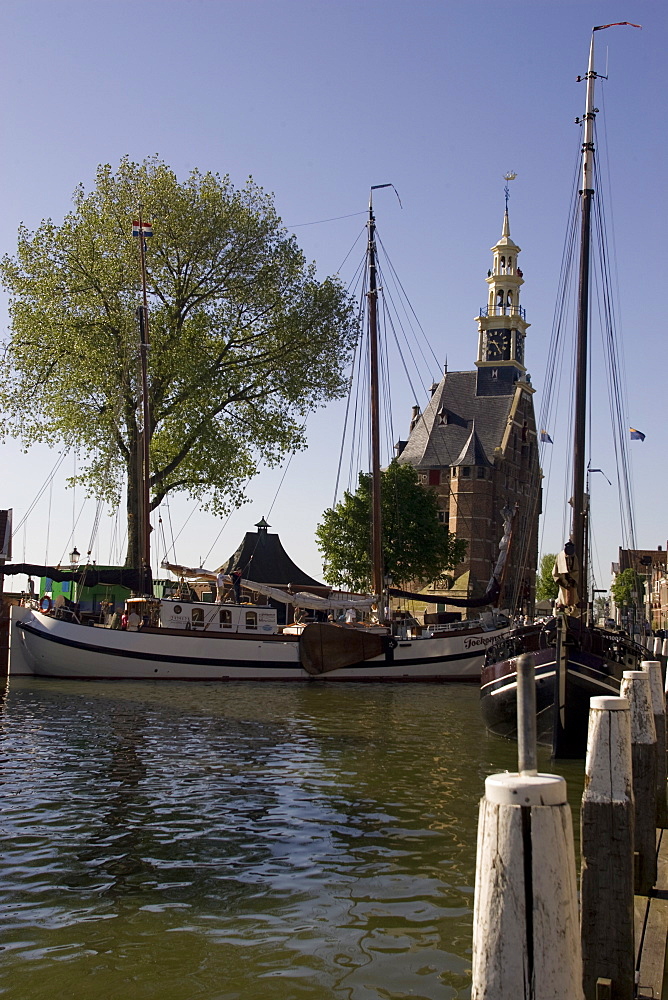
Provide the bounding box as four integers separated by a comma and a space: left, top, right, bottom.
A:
0, 678, 585, 1000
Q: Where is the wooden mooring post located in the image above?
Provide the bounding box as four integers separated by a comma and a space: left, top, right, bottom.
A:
642, 660, 667, 828
471, 654, 584, 999
620, 670, 658, 895
580, 696, 634, 1000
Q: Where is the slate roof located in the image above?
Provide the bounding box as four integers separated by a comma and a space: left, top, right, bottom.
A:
397, 370, 515, 469
453, 421, 493, 468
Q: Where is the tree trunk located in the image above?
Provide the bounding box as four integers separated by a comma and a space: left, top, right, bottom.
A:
125, 426, 141, 572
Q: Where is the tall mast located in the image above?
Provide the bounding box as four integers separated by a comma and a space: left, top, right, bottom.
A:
570, 32, 596, 589
571, 22, 640, 596
136, 204, 152, 594
367, 190, 384, 609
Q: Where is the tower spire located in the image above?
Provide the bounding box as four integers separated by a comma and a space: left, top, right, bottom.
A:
503, 171, 516, 236
474, 175, 530, 392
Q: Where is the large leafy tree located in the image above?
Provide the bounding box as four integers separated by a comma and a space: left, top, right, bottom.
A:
0, 157, 357, 568
535, 553, 559, 602
316, 461, 467, 591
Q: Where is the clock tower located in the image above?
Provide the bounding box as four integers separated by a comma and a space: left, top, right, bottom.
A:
475, 192, 530, 396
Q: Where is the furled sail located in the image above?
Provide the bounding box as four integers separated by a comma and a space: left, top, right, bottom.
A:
1, 563, 145, 591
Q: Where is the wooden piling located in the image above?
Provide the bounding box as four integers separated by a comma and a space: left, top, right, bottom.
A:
620, 670, 658, 894
653, 637, 663, 658
580, 696, 634, 1000
471, 772, 584, 999
643, 660, 667, 828
517, 653, 537, 776
662, 638, 668, 660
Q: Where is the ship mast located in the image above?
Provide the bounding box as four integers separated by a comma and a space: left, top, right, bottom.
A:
367, 189, 385, 612
136, 204, 152, 596
570, 33, 597, 598
571, 22, 640, 603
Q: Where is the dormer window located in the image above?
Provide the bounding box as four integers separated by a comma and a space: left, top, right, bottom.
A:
437, 406, 448, 426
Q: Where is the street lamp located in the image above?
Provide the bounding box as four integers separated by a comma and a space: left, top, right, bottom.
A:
69, 546, 80, 570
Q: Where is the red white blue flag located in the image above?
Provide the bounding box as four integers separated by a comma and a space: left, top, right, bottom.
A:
132, 221, 153, 237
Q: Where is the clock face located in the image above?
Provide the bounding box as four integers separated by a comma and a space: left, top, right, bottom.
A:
486, 329, 511, 361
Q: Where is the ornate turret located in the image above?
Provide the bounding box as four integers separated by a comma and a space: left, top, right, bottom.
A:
475, 177, 530, 396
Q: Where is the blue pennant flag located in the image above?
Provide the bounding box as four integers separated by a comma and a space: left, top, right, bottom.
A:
630, 428, 645, 441
540, 430, 553, 444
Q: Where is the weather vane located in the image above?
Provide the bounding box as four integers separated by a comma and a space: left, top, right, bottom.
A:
504, 171, 517, 211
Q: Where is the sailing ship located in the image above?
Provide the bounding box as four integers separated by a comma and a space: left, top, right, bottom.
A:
480, 23, 645, 756
9, 192, 509, 681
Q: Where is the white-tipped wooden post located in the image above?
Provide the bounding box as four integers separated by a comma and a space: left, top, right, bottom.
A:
653, 636, 663, 658
472, 774, 583, 999
580, 696, 634, 1000
620, 670, 658, 894
633, 633, 642, 647
472, 651, 584, 999
642, 660, 667, 827
662, 637, 668, 659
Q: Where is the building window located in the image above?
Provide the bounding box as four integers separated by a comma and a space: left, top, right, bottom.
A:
437, 510, 446, 523
429, 469, 440, 486
461, 467, 471, 478
477, 467, 486, 479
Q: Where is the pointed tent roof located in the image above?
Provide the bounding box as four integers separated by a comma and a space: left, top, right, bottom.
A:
217, 521, 327, 590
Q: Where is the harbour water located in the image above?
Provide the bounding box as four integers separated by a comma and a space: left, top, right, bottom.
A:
0, 679, 585, 999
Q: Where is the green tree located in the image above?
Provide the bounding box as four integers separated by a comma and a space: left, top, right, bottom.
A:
316, 461, 467, 591
611, 568, 643, 609
0, 157, 357, 569
536, 553, 559, 602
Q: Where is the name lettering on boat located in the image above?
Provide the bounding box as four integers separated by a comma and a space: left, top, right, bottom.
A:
463, 634, 498, 650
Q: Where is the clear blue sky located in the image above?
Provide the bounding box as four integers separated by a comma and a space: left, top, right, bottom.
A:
1, 1, 665, 590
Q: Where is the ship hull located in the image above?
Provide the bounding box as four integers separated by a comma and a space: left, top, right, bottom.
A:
12, 608, 508, 682
480, 629, 641, 755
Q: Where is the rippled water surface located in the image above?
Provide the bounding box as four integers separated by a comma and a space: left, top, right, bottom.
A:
0, 679, 584, 999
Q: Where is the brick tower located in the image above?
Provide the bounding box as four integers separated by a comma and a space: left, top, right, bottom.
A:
396, 195, 541, 616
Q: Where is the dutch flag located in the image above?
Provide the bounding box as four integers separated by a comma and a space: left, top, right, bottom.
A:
132, 221, 153, 237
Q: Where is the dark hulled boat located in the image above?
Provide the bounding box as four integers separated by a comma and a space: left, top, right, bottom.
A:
480, 23, 645, 757
481, 617, 643, 754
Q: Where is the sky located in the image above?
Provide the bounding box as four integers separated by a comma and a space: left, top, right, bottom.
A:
0, 0, 665, 593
